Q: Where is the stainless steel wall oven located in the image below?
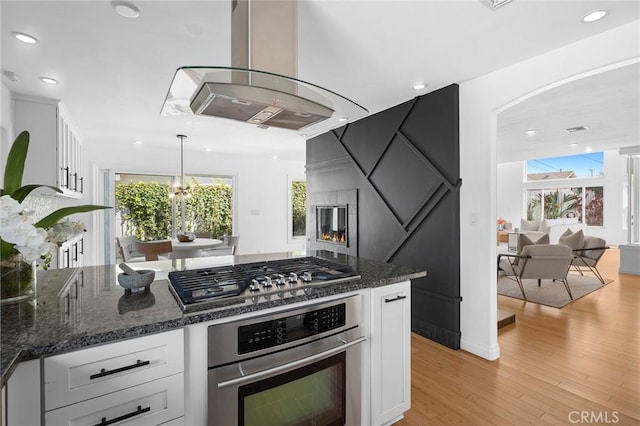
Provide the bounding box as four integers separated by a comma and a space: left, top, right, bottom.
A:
208, 295, 364, 425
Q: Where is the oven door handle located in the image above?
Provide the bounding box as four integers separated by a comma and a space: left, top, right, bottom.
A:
217, 335, 366, 389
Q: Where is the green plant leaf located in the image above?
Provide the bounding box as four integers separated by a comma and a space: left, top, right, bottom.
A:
11, 184, 63, 203
2, 131, 29, 196
35, 205, 111, 230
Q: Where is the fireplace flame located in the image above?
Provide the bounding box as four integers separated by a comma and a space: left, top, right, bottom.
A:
320, 232, 346, 244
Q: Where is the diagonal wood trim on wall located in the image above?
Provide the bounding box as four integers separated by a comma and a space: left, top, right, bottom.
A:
307, 84, 461, 349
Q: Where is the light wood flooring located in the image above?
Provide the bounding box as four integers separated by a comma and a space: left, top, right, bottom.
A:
398, 247, 640, 425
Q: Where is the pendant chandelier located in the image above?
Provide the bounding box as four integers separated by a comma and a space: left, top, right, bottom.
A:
171, 134, 190, 234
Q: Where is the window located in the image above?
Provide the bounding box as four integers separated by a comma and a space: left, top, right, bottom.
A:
526, 186, 604, 226
114, 173, 233, 240
526, 152, 604, 181
289, 179, 306, 239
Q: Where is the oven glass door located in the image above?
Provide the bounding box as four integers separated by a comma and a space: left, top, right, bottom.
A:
239, 353, 345, 426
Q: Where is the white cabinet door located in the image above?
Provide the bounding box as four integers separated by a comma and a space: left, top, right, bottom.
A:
6, 359, 41, 426
44, 373, 184, 426
370, 281, 411, 425
13, 94, 83, 198
44, 329, 184, 411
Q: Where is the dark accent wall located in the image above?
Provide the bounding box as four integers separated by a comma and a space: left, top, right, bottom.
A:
306, 84, 461, 349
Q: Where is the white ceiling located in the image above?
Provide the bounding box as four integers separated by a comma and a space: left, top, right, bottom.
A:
1, 1, 639, 163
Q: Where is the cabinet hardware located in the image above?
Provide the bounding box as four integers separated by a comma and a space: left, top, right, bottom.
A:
72, 172, 78, 191
89, 359, 151, 380
80, 238, 84, 254
73, 243, 78, 262
79, 177, 84, 193
93, 405, 151, 426
64, 249, 70, 268
61, 166, 70, 188
384, 295, 407, 303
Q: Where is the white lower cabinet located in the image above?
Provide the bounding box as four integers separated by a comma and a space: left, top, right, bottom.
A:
370, 281, 411, 425
6, 359, 41, 426
44, 373, 184, 426
43, 329, 184, 425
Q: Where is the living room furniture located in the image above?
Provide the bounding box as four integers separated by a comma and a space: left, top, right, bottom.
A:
498, 244, 574, 301
497, 231, 508, 245
520, 217, 584, 244
571, 236, 609, 284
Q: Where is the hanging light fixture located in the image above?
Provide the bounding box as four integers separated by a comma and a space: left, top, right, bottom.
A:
171, 134, 191, 234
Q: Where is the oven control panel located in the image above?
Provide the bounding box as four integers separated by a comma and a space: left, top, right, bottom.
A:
238, 303, 346, 354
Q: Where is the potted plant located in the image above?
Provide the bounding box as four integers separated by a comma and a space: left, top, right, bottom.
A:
0, 131, 110, 303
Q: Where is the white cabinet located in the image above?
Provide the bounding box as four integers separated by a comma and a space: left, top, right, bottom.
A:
6, 359, 41, 426
43, 329, 184, 425
370, 281, 411, 425
12, 94, 84, 197
54, 234, 84, 269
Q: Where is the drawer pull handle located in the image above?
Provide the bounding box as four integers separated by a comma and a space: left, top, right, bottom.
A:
89, 359, 150, 380
94, 405, 151, 426
384, 295, 407, 303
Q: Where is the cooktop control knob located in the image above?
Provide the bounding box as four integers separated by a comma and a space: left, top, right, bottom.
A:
288, 272, 298, 283
249, 279, 261, 292
262, 276, 273, 288
302, 271, 313, 282
274, 274, 285, 286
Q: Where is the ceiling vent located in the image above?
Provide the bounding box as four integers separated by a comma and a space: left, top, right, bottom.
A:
161, 0, 367, 135
480, 0, 514, 10
564, 125, 590, 133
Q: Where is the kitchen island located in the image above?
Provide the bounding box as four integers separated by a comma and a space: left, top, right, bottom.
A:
1, 250, 425, 425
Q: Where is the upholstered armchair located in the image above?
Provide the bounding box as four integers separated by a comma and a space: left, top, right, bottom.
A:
571, 236, 609, 284
498, 244, 574, 301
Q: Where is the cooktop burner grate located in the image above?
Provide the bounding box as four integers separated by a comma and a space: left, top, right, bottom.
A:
168, 256, 359, 310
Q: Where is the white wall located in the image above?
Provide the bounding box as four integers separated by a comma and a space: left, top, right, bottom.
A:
83, 141, 306, 265
497, 151, 629, 246
459, 21, 640, 360
0, 82, 14, 175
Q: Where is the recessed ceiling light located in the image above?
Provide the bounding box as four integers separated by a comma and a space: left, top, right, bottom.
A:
412, 83, 426, 91
525, 129, 537, 135
585, 147, 593, 153
480, 0, 514, 11
565, 125, 589, 133
337, 117, 348, 122
134, 140, 143, 145
568, 143, 578, 147
205, 148, 212, 152
111, 1, 140, 18
582, 10, 608, 23
2, 70, 19, 82
40, 77, 58, 85
11, 32, 38, 44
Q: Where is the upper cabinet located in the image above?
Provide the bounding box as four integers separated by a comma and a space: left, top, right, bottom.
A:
12, 94, 84, 198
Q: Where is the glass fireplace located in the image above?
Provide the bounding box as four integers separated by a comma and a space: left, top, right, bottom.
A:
316, 205, 348, 245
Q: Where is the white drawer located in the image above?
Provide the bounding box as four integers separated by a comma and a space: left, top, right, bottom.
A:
45, 329, 184, 410
45, 373, 184, 426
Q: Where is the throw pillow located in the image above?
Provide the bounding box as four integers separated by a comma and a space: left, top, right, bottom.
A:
581, 235, 606, 260
559, 228, 584, 251
520, 218, 539, 231
515, 233, 550, 265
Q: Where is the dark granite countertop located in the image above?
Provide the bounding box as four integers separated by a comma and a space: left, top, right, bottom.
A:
1, 250, 425, 387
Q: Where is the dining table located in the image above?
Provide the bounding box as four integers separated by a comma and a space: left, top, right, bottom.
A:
170, 237, 224, 259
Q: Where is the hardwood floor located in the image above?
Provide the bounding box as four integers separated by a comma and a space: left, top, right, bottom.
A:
398, 247, 640, 425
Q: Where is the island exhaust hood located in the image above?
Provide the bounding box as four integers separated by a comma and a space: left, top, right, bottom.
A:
161, 0, 367, 135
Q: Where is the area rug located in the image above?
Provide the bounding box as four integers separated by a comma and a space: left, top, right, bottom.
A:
497, 273, 613, 308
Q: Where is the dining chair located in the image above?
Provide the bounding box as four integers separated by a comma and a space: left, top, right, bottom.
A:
115, 235, 145, 262
134, 239, 173, 261
193, 231, 212, 238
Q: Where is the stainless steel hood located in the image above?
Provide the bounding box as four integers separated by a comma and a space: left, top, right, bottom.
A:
160, 0, 367, 135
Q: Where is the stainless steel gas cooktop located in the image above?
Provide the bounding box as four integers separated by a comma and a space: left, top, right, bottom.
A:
167, 256, 360, 311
